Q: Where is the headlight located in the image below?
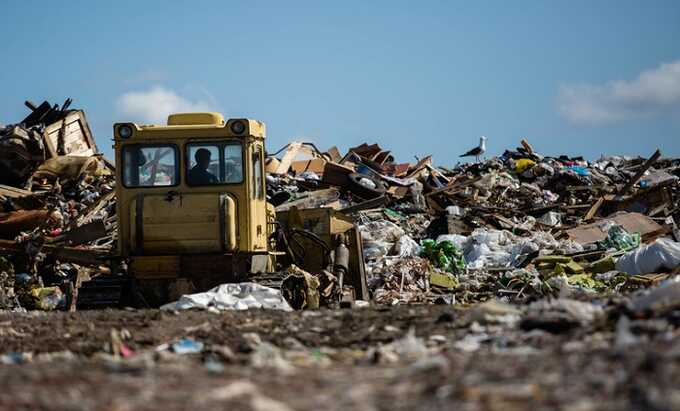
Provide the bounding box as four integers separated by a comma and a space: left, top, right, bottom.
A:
118, 124, 134, 139
230, 120, 246, 135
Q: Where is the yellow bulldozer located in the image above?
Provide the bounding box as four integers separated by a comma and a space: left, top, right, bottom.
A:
105, 113, 367, 307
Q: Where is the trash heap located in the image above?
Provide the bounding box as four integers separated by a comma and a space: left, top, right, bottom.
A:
2, 99, 679, 312
0, 100, 116, 311
266, 139, 680, 305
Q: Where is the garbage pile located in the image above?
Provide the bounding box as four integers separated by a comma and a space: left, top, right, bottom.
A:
266, 139, 680, 305
2, 98, 679, 313
0, 100, 116, 311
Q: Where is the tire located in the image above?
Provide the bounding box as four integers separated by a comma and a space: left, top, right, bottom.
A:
346, 173, 386, 200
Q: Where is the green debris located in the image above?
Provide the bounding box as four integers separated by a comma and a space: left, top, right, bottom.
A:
30, 286, 64, 311
383, 209, 404, 220
597, 224, 640, 251
554, 260, 585, 275
533, 255, 573, 265
567, 274, 606, 291
590, 256, 616, 274
498, 268, 554, 297
534, 255, 585, 276
420, 239, 466, 273
429, 271, 459, 289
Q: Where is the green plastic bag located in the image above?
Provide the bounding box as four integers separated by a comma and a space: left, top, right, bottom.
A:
420, 239, 466, 273
597, 225, 640, 252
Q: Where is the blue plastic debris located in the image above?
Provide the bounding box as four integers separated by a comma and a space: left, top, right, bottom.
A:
204, 357, 225, 373
0, 352, 29, 365
14, 273, 31, 287
568, 165, 589, 176
171, 338, 204, 354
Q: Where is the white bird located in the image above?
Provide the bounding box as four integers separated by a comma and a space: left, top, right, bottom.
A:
460, 136, 487, 162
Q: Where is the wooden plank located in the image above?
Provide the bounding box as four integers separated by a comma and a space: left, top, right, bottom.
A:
617, 149, 662, 196
290, 158, 327, 175
341, 195, 388, 214
0, 184, 35, 198
584, 196, 605, 221
273, 142, 302, 174
520, 139, 534, 156
275, 188, 341, 212
75, 191, 116, 227
425, 176, 480, 198
0, 239, 108, 266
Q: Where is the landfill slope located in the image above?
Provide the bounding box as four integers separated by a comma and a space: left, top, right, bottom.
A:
1, 305, 680, 410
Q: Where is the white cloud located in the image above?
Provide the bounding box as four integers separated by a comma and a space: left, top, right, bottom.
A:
116, 86, 216, 124
558, 60, 680, 125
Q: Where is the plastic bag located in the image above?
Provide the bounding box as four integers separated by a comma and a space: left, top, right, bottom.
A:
410, 181, 426, 210
598, 224, 640, 252
568, 165, 589, 176
359, 220, 405, 243
358, 177, 376, 189
463, 229, 514, 269
360, 220, 405, 260
420, 239, 466, 272
465, 243, 512, 268
615, 238, 680, 275
298, 171, 320, 181
514, 158, 536, 173
30, 286, 64, 311
538, 211, 562, 227
446, 205, 465, 216
393, 235, 420, 258
161, 282, 292, 311
435, 234, 467, 250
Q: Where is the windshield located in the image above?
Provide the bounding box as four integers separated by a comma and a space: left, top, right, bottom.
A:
122, 145, 178, 187
186, 141, 243, 186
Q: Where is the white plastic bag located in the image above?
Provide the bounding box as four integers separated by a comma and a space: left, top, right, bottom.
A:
435, 234, 467, 250
161, 282, 292, 311
393, 235, 420, 257
615, 238, 680, 275
360, 220, 406, 260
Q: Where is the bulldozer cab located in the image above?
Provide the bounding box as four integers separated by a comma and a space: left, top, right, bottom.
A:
112, 112, 368, 307
114, 113, 271, 296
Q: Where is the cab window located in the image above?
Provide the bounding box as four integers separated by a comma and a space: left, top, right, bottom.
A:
186, 141, 243, 186
251, 146, 264, 200
122, 145, 178, 187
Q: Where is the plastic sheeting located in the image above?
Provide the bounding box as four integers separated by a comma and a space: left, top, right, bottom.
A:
615, 238, 680, 276
438, 229, 583, 269
464, 229, 534, 269
393, 235, 420, 258
161, 282, 292, 311
360, 220, 406, 260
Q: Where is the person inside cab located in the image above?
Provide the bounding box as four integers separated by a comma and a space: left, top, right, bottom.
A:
188, 148, 218, 185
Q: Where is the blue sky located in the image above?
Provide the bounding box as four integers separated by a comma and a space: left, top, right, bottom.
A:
1, 1, 679, 164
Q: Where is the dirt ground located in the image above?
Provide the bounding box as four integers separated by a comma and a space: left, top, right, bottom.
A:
1, 305, 679, 411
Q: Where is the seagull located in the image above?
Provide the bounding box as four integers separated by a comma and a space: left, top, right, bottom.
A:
460, 136, 487, 162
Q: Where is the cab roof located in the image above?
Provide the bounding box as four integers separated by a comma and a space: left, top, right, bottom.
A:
114, 113, 266, 139
168, 112, 225, 126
